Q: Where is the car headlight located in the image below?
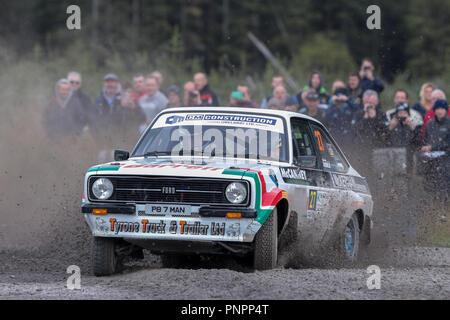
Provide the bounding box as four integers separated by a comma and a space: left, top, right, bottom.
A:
92, 178, 114, 200
225, 182, 247, 204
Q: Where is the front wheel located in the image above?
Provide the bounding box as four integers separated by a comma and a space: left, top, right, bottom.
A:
253, 207, 278, 270
92, 237, 119, 276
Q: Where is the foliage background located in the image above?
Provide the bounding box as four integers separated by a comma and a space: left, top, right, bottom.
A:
0, 0, 449, 106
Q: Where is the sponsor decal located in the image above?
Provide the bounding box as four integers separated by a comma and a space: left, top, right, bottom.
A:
179, 221, 210, 235
331, 174, 354, 189
106, 218, 231, 237
87, 164, 122, 173
317, 191, 331, 209
183, 114, 277, 125
268, 169, 279, 187
153, 112, 284, 133
109, 218, 140, 234
280, 167, 307, 180
326, 143, 335, 156
141, 220, 166, 234
336, 162, 345, 172
226, 223, 241, 237
95, 217, 109, 232
322, 159, 331, 168
210, 222, 226, 236
165, 115, 185, 125
122, 163, 222, 171
331, 173, 368, 193
306, 210, 319, 220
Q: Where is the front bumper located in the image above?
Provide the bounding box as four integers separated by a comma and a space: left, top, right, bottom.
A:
82, 203, 261, 242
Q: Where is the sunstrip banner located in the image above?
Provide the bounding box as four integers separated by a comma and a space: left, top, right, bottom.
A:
152, 112, 285, 133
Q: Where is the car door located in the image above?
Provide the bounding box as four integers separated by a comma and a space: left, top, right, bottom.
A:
283, 117, 326, 249
308, 122, 353, 244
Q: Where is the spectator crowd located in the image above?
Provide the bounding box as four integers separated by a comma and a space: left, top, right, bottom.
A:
43, 58, 449, 193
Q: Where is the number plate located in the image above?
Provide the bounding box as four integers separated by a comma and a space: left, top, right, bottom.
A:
145, 204, 192, 216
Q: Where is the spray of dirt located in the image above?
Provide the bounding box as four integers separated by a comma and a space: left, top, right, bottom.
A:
0, 60, 447, 276
0, 61, 103, 271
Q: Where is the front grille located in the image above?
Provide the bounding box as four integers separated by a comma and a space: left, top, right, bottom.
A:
88, 176, 249, 206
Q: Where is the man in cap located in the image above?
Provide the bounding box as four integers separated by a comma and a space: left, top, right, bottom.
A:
421, 89, 450, 141
93, 74, 145, 161
421, 99, 450, 193
284, 96, 299, 112
299, 89, 325, 122
95, 73, 122, 115
422, 99, 450, 153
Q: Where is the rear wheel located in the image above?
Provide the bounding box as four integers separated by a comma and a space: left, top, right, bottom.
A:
253, 207, 278, 270
92, 237, 119, 276
339, 214, 360, 265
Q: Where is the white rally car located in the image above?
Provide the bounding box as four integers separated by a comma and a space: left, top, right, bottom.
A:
82, 107, 373, 276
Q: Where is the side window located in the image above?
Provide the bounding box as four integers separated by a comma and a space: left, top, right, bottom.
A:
290, 118, 317, 168
310, 124, 349, 173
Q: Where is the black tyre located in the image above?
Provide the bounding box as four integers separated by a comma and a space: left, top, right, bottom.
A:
253, 207, 278, 270
92, 237, 119, 276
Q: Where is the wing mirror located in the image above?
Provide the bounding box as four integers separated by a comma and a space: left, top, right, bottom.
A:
114, 150, 129, 161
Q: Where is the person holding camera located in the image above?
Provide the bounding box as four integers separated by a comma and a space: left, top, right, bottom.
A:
359, 58, 384, 94
194, 73, 220, 106
228, 84, 259, 108
355, 90, 389, 148
386, 90, 423, 132
323, 86, 357, 146
387, 102, 417, 148
183, 81, 202, 107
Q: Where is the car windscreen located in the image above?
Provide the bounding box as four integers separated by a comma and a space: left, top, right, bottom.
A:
133, 112, 288, 162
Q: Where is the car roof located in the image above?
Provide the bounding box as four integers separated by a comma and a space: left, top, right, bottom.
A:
161, 106, 324, 126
